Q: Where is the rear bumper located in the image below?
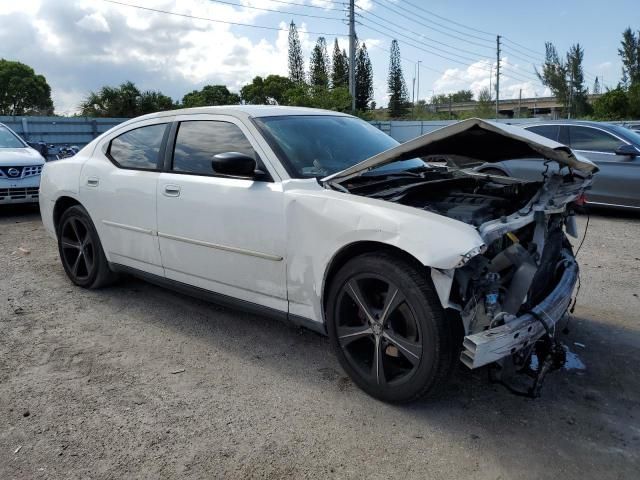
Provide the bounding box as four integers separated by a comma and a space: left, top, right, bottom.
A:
461, 249, 578, 369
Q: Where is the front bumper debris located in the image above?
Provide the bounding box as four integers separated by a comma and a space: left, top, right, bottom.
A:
461, 249, 578, 369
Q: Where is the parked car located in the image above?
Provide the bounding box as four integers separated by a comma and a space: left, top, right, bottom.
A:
0, 122, 45, 205
39, 109, 595, 402
476, 120, 640, 209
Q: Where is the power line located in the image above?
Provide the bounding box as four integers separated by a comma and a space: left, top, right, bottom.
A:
254, 0, 347, 11
372, 0, 495, 45
357, 9, 492, 61
367, 0, 495, 50
401, 0, 495, 37
358, 20, 493, 71
206, 0, 344, 21
103, 0, 347, 35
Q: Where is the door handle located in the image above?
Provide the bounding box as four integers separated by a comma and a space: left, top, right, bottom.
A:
163, 184, 181, 197
87, 177, 99, 187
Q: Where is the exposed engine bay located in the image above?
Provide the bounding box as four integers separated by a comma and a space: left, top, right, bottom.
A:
322, 118, 598, 397
340, 164, 591, 397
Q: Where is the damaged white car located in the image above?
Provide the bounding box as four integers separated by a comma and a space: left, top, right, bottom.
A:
39, 107, 596, 403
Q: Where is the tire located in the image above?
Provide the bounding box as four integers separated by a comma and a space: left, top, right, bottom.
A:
57, 205, 117, 288
326, 252, 456, 403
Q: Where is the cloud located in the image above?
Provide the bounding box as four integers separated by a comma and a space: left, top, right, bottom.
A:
0, 0, 321, 113
76, 12, 110, 32
432, 58, 548, 100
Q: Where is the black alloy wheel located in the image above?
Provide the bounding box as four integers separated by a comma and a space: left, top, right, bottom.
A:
327, 252, 456, 403
335, 274, 422, 387
60, 216, 96, 283
57, 205, 116, 288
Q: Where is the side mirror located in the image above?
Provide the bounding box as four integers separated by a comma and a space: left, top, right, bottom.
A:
614, 144, 639, 158
212, 152, 257, 177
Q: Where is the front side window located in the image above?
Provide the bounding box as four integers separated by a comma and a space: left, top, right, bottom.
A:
108, 123, 167, 170
526, 125, 560, 142
0, 125, 25, 148
172, 120, 256, 175
569, 126, 622, 153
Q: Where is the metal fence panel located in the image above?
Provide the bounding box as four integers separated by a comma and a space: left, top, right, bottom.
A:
0, 116, 128, 149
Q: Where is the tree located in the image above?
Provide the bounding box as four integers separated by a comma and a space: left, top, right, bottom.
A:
81, 81, 173, 117
288, 22, 305, 85
241, 75, 294, 104
592, 76, 601, 95
566, 43, 589, 117
0, 59, 53, 115
181, 85, 240, 107
536, 42, 569, 114
355, 43, 374, 111
450, 89, 474, 103
618, 27, 640, 88
592, 87, 629, 120
331, 39, 349, 88
139, 90, 174, 113
473, 87, 493, 117
309, 37, 329, 88
387, 40, 409, 118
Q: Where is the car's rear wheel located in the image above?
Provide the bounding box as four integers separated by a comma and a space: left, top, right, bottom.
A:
57, 205, 116, 288
326, 252, 455, 403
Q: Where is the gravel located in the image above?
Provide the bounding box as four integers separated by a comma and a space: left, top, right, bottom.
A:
1, 204, 639, 479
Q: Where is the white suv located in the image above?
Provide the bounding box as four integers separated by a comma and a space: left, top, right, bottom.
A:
0, 122, 45, 205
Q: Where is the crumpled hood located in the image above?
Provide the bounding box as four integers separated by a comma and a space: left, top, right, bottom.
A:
322, 118, 598, 184
0, 147, 44, 166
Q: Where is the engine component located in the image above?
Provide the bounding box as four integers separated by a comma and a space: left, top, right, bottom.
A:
422, 193, 510, 226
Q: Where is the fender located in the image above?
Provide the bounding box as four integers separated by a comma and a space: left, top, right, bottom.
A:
283, 180, 485, 323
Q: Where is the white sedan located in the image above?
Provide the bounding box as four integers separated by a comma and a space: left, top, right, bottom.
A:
40, 106, 596, 402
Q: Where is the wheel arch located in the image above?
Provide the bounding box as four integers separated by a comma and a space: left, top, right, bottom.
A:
53, 195, 83, 234
321, 240, 429, 317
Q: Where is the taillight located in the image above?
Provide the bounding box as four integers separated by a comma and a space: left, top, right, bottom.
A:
574, 193, 587, 206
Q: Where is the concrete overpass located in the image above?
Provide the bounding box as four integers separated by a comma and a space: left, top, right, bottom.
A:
432, 94, 602, 118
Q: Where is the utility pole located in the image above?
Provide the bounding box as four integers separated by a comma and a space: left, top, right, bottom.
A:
348, 0, 356, 112
412, 75, 416, 118
517, 88, 522, 118
416, 60, 421, 107
495, 35, 501, 119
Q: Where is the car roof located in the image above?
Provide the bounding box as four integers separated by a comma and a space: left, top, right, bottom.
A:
120, 105, 351, 125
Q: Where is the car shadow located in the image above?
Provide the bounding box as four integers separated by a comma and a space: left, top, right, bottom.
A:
0, 203, 41, 220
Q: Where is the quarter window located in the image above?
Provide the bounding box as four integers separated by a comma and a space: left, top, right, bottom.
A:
172, 120, 257, 175
569, 126, 622, 153
108, 123, 167, 170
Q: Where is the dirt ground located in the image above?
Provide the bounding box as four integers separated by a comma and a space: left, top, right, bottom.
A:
1, 204, 639, 479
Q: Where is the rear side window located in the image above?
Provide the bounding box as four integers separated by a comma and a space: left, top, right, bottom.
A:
569, 126, 622, 153
526, 125, 560, 142
108, 123, 167, 170
172, 120, 257, 175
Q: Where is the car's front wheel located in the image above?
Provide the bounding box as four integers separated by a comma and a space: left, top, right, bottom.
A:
326, 252, 456, 403
57, 205, 116, 288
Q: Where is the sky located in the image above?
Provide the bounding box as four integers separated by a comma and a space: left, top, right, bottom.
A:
0, 0, 637, 114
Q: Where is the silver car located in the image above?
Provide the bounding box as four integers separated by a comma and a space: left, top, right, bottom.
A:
0, 123, 44, 205
477, 121, 640, 209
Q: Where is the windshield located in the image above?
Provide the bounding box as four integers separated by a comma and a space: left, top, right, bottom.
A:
0, 125, 25, 148
254, 115, 425, 178
609, 124, 640, 146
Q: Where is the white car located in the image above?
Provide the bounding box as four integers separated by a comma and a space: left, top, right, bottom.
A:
0, 123, 44, 204
39, 107, 596, 402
